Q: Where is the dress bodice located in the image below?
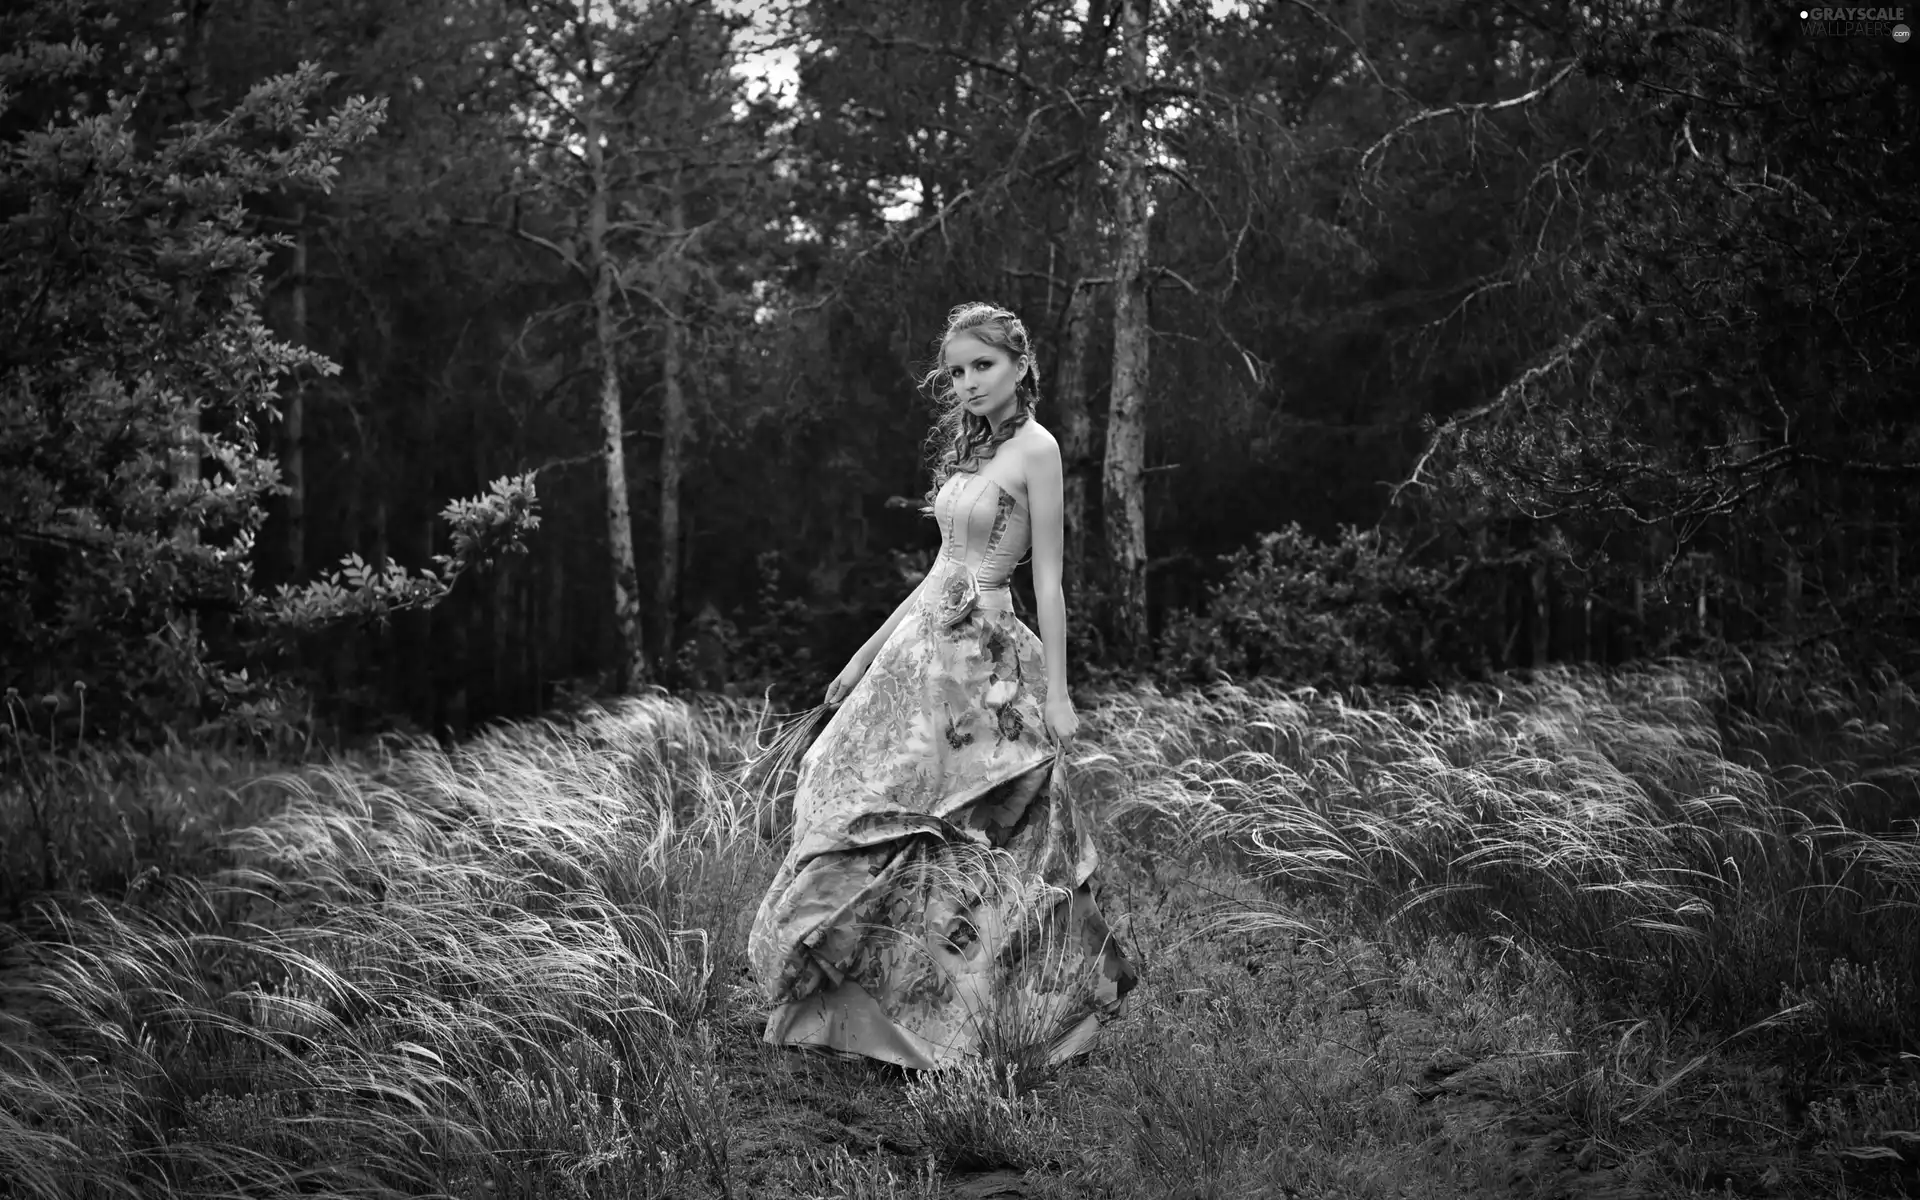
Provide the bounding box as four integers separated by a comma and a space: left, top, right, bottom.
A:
929, 470, 1029, 614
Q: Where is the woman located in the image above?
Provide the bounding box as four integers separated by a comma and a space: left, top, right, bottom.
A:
747, 302, 1136, 1069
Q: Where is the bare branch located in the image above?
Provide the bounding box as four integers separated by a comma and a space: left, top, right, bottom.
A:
1002, 266, 1115, 292
1389, 316, 1605, 509
1798, 455, 1920, 478
787, 101, 1073, 316
1360, 61, 1580, 179
1282, 0, 1416, 109
610, 269, 680, 324
1424, 276, 1516, 332
528, 428, 663, 478
453, 214, 590, 282
1148, 159, 1240, 239
858, 32, 1050, 97
1153, 266, 1201, 295
783, 185, 977, 316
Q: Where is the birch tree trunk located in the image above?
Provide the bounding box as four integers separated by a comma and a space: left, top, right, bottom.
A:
1050, 0, 1110, 612
1102, 0, 1153, 661
1055, 246, 1098, 606
581, 48, 647, 694
656, 183, 691, 675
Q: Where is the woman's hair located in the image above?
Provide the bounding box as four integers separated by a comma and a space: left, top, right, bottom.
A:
920, 302, 1041, 510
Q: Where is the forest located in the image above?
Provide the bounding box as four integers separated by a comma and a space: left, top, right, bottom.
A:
3, 0, 1919, 1197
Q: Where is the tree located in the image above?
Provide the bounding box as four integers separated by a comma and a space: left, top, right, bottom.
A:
481, 0, 658, 694
482, 0, 775, 691
254, 0, 570, 725
1103, 0, 1153, 660
1408, 2, 1919, 656
580, 15, 649, 695
0, 3, 537, 744
624, 9, 784, 674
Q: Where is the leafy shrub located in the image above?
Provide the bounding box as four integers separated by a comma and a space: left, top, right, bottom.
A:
1155, 524, 1465, 690
0, 9, 538, 749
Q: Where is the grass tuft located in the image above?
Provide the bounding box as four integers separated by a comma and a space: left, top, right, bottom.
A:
905, 1055, 1063, 1172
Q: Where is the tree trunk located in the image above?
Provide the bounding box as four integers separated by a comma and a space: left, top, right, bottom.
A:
1102, 0, 1153, 661
1500, 570, 1521, 667
1784, 548, 1802, 629
582, 50, 647, 694
520, 569, 537, 712
1056, 222, 1099, 606
371, 493, 389, 696
1530, 557, 1550, 667
444, 586, 469, 736
657, 183, 691, 676
1048, 0, 1108, 628
285, 203, 307, 580
492, 555, 513, 717
544, 548, 567, 703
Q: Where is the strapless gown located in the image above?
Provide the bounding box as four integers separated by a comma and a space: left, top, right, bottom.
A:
747, 469, 1135, 1068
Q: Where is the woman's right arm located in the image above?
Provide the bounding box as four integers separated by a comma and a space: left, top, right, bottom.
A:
856, 576, 929, 668
827, 572, 931, 705
848, 573, 931, 670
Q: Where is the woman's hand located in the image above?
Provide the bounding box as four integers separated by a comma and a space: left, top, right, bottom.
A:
825, 657, 869, 707
1043, 695, 1080, 743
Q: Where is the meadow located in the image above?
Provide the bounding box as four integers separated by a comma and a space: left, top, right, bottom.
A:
2, 658, 1918, 1199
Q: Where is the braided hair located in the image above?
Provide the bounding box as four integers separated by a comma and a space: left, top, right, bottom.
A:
920, 302, 1041, 511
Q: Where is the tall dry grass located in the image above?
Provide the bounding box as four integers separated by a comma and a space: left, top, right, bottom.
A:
2, 660, 1916, 1197
1, 695, 779, 1199
1104, 662, 1920, 1050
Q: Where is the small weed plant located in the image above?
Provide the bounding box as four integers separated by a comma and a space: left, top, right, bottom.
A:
905, 1056, 1062, 1172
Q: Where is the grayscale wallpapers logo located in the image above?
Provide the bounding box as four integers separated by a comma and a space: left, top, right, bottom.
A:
1799, 6, 1911, 38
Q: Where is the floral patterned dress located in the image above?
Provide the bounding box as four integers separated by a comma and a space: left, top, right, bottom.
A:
747, 469, 1135, 1068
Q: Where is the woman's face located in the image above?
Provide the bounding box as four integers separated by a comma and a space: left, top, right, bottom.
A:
944, 334, 1026, 427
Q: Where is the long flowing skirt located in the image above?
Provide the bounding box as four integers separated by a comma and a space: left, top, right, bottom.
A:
747, 600, 1134, 1069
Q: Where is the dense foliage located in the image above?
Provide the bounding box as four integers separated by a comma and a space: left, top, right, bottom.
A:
1, 0, 1913, 740
1424, 4, 1920, 663
0, 5, 537, 746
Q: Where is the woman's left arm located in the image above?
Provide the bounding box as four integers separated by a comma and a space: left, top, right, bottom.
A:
1025, 434, 1079, 739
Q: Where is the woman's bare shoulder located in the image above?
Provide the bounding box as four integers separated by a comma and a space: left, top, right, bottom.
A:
1014, 418, 1059, 453
1013, 420, 1062, 494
